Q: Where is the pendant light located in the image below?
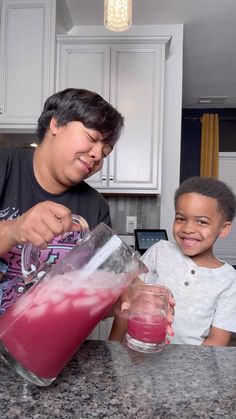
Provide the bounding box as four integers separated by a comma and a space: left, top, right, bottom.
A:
104, 0, 132, 32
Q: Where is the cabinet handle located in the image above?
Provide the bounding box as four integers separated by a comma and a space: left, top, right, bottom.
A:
109, 175, 114, 181
0, 108, 2, 115
102, 176, 106, 181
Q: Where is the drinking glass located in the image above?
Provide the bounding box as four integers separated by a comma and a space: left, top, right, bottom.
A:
125, 283, 169, 353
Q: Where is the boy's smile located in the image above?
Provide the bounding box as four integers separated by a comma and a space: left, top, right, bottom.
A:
173, 192, 230, 266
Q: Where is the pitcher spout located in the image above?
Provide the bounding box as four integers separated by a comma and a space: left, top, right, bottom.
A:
128, 252, 148, 278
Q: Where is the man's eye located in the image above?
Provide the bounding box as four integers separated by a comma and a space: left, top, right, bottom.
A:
88, 135, 96, 143
103, 146, 112, 158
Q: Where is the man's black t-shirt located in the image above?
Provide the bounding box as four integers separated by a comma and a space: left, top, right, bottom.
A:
0, 147, 111, 228
0, 147, 111, 312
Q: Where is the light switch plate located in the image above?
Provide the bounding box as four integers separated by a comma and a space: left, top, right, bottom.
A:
126, 216, 137, 233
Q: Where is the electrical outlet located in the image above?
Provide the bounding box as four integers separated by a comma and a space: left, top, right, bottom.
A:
126, 216, 137, 234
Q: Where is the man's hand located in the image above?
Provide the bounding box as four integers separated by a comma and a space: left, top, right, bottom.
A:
0, 201, 82, 254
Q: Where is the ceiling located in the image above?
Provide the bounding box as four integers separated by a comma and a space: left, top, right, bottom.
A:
63, 0, 236, 108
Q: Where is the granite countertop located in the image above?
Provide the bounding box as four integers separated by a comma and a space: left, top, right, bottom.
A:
0, 341, 235, 418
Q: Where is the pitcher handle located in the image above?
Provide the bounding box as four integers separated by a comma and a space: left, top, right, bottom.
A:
21, 214, 89, 284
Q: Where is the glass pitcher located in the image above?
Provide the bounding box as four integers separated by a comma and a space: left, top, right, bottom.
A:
0, 222, 146, 386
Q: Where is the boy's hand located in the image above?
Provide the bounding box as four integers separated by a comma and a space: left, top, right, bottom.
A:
114, 277, 175, 342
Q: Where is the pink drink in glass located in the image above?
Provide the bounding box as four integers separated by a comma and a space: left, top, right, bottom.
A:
127, 313, 167, 343
0, 270, 126, 380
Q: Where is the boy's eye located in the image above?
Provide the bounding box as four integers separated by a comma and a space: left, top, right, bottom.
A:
197, 220, 208, 225
175, 216, 185, 222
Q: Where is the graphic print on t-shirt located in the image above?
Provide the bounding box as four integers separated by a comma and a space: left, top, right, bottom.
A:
0, 206, 81, 312
0, 207, 20, 221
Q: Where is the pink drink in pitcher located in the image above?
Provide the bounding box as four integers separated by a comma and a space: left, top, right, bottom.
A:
0, 270, 127, 380
0, 223, 147, 385
127, 314, 167, 343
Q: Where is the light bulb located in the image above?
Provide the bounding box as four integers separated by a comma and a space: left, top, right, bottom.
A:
104, 0, 132, 32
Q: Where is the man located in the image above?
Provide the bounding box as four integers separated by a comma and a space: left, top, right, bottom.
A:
0, 88, 124, 311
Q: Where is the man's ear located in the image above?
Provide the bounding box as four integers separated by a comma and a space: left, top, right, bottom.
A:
219, 221, 232, 239
49, 117, 59, 135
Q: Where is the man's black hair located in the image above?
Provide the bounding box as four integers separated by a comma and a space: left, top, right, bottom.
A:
37, 88, 124, 146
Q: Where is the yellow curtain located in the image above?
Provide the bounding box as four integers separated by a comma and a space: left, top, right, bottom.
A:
200, 113, 219, 178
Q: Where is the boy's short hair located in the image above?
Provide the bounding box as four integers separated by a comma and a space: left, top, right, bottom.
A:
174, 176, 236, 221
37, 88, 124, 146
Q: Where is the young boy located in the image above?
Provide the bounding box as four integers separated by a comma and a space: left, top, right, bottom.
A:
109, 177, 236, 346
0, 88, 124, 312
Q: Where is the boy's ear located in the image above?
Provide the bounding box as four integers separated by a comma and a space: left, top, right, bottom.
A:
219, 221, 232, 239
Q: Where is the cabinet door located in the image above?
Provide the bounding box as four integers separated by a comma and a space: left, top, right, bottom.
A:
56, 39, 165, 194
56, 41, 110, 188
108, 44, 165, 193
0, 0, 56, 129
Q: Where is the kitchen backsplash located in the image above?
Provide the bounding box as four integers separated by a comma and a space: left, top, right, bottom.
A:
104, 194, 161, 234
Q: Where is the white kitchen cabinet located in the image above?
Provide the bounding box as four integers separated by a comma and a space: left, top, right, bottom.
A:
56, 36, 168, 193
0, 0, 56, 130
56, 41, 110, 188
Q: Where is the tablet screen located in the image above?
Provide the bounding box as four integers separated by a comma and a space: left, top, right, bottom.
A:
134, 229, 168, 255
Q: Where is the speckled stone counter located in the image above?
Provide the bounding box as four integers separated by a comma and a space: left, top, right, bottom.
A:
0, 341, 235, 418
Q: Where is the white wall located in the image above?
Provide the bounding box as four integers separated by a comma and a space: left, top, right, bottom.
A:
214, 152, 236, 265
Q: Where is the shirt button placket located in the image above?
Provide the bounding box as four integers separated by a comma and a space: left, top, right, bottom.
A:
184, 269, 195, 286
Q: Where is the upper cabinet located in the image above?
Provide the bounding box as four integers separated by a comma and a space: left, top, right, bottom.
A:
0, 0, 56, 130
56, 41, 110, 189
56, 36, 168, 193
